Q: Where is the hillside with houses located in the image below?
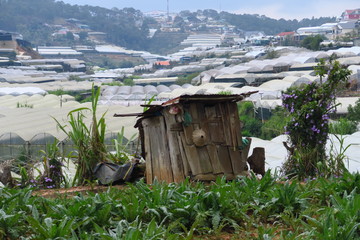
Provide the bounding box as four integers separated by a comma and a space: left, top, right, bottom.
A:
0, 0, 359, 178
1, 2, 360, 238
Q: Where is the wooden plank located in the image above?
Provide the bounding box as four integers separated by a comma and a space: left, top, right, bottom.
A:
182, 107, 194, 145
193, 174, 217, 181
196, 103, 209, 145
216, 145, 233, 174
207, 144, 223, 174
189, 103, 199, 123
183, 124, 194, 145
148, 118, 161, 183
218, 103, 232, 146
205, 104, 225, 143
227, 102, 238, 150
223, 173, 236, 180
143, 116, 174, 183
183, 144, 202, 175
204, 104, 217, 119
142, 118, 153, 184
178, 132, 191, 176
170, 122, 183, 131
229, 102, 243, 148
229, 147, 247, 175
208, 122, 225, 144
158, 116, 174, 183
197, 146, 213, 174
163, 109, 185, 183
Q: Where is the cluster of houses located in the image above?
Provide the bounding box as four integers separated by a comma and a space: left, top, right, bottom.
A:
276, 9, 360, 46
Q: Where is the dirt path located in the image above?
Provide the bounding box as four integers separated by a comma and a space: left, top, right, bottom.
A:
32, 185, 128, 198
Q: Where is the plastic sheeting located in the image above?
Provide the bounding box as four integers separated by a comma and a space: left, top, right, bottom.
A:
0, 87, 46, 96
251, 133, 360, 173
0, 102, 142, 143
0, 81, 101, 92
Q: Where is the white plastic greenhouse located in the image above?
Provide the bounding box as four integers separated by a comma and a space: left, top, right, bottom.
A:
250, 133, 360, 173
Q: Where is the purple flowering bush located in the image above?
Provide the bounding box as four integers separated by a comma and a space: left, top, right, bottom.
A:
282, 58, 351, 178
38, 140, 65, 189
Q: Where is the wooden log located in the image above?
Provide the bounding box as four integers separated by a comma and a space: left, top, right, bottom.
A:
193, 173, 217, 181
163, 109, 185, 183
0, 160, 14, 187
247, 147, 266, 176
223, 173, 236, 180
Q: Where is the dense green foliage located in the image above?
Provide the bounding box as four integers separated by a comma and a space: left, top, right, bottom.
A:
238, 102, 288, 140
261, 107, 289, 139
329, 118, 358, 135
1, 172, 360, 239
219, 12, 335, 35
300, 35, 326, 51
175, 72, 200, 85
282, 59, 351, 178
238, 101, 263, 138
348, 98, 360, 122
145, 32, 189, 55
47, 89, 93, 103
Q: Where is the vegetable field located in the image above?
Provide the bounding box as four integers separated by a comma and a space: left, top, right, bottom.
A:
1, 172, 360, 239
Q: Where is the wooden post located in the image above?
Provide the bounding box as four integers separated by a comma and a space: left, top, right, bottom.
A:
247, 147, 265, 176
0, 160, 14, 187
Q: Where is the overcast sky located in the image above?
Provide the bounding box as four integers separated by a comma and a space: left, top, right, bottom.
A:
58, 0, 359, 20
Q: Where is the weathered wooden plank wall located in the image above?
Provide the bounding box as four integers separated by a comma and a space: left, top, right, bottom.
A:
142, 100, 250, 183
163, 110, 185, 182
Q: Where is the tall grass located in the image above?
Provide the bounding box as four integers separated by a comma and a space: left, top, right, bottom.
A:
54, 86, 107, 185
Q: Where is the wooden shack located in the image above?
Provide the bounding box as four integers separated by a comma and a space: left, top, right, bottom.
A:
133, 94, 252, 184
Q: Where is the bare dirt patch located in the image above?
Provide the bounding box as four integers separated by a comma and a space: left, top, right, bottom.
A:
32, 185, 128, 198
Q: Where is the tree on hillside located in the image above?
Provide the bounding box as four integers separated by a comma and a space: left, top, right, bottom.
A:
0, 0, 149, 50
219, 12, 335, 35
300, 35, 325, 51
